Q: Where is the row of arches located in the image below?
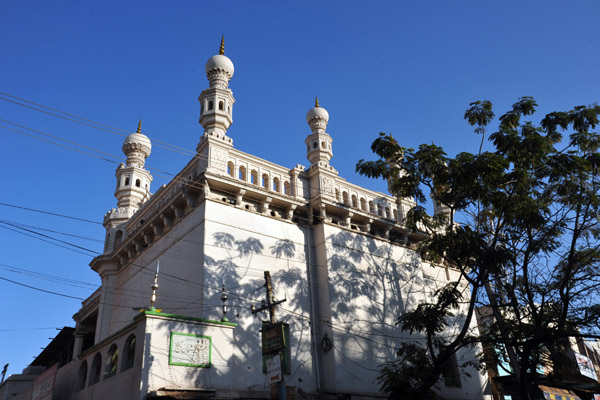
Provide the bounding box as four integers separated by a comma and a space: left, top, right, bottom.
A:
75, 334, 136, 392
227, 162, 291, 195
117, 176, 145, 190
200, 99, 232, 115
335, 189, 399, 220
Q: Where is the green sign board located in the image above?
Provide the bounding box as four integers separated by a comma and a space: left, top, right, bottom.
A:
261, 323, 286, 355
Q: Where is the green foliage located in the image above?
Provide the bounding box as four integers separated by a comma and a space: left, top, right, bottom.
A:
358, 98, 600, 399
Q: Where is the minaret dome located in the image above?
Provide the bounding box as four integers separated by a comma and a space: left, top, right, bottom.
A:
205, 36, 234, 89
122, 120, 151, 168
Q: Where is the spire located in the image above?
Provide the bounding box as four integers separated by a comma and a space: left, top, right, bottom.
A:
137, 119, 142, 134
315, 96, 320, 108
219, 35, 225, 55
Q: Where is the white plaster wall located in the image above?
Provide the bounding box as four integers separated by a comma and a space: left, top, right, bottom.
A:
141, 315, 235, 395
202, 200, 317, 394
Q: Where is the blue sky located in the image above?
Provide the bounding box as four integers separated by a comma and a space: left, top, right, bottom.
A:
1, 0, 600, 377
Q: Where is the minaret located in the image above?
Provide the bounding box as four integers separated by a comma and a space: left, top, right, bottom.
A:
305, 98, 338, 202
305, 97, 333, 167
102, 121, 153, 253
197, 37, 236, 174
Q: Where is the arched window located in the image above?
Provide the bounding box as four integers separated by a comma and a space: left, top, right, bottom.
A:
250, 170, 258, 185
135, 179, 141, 188
218, 101, 224, 111
360, 198, 367, 211
114, 230, 123, 246
125, 177, 130, 186
321, 141, 326, 149
385, 207, 391, 219
351, 195, 358, 208
312, 142, 317, 149
104, 344, 118, 379
393, 209, 398, 221
283, 181, 290, 195
89, 353, 102, 386
208, 100, 213, 110
369, 201, 375, 214
342, 191, 349, 205
239, 166, 247, 181
377, 204, 383, 216
122, 334, 136, 371
227, 161, 235, 178
335, 189, 340, 201
272, 178, 280, 192
75, 360, 87, 392
262, 174, 269, 189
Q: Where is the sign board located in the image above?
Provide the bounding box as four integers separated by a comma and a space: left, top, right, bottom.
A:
169, 332, 212, 367
262, 323, 286, 355
575, 352, 598, 381
266, 353, 282, 384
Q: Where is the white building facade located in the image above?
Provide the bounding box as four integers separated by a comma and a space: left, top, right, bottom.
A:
46, 42, 490, 400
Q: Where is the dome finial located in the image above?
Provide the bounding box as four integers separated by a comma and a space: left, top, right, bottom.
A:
315, 97, 320, 108
137, 119, 142, 134
219, 35, 225, 55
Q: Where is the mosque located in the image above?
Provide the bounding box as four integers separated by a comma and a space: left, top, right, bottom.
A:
2, 40, 490, 400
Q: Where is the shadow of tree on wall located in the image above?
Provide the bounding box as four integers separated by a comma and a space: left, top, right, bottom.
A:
326, 230, 426, 388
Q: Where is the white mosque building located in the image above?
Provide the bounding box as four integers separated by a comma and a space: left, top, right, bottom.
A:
6, 40, 490, 400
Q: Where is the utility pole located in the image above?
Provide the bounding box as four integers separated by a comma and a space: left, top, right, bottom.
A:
251, 271, 287, 400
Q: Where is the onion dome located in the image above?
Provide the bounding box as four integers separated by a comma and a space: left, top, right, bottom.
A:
205, 36, 234, 88
306, 97, 329, 134
122, 120, 151, 168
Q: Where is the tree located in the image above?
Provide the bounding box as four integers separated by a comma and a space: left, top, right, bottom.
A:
357, 98, 600, 400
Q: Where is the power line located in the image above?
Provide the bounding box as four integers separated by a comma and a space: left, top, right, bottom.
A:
0, 202, 102, 225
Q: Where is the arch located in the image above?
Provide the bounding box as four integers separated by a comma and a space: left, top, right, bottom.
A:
393, 209, 398, 221
262, 174, 269, 190
335, 189, 340, 202
135, 179, 141, 188
104, 344, 118, 379
377, 204, 383, 216
342, 191, 349, 205
239, 166, 247, 181
208, 100, 214, 111
218, 100, 224, 111
124, 177, 130, 186
250, 170, 258, 185
272, 177, 280, 192
321, 141, 326, 149
122, 334, 136, 371
227, 161, 235, 178
369, 201, 375, 214
75, 360, 87, 392
89, 352, 102, 386
312, 142, 317, 149
228, 105, 231, 114
114, 230, 123, 247
351, 195, 358, 208
283, 181, 290, 195
360, 197, 367, 211
385, 207, 391, 219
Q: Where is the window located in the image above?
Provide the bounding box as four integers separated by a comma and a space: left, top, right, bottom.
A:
377, 204, 383, 216
135, 179, 141, 188
262, 174, 269, 189
442, 350, 461, 387
342, 191, 349, 205
335, 189, 340, 202
89, 353, 102, 386
385, 207, 391, 219
227, 161, 235, 177
283, 181, 290, 195
125, 177, 130, 186
122, 334, 136, 371
208, 100, 213, 110
352, 195, 358, 208
75, 361, 87, 392
250, 170, 258, 185
239, 166, 247, 181
369, 201, 375, 213
273, 177, 280, 192
219, 101, 224, 111
104, 344, 118, 379
360, 198, 366, 211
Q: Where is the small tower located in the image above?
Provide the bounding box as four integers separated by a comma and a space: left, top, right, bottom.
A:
102, 121, 153, 253
197, 37, 236, 174
305, 98, 338, 202
305, 97, 333, 167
